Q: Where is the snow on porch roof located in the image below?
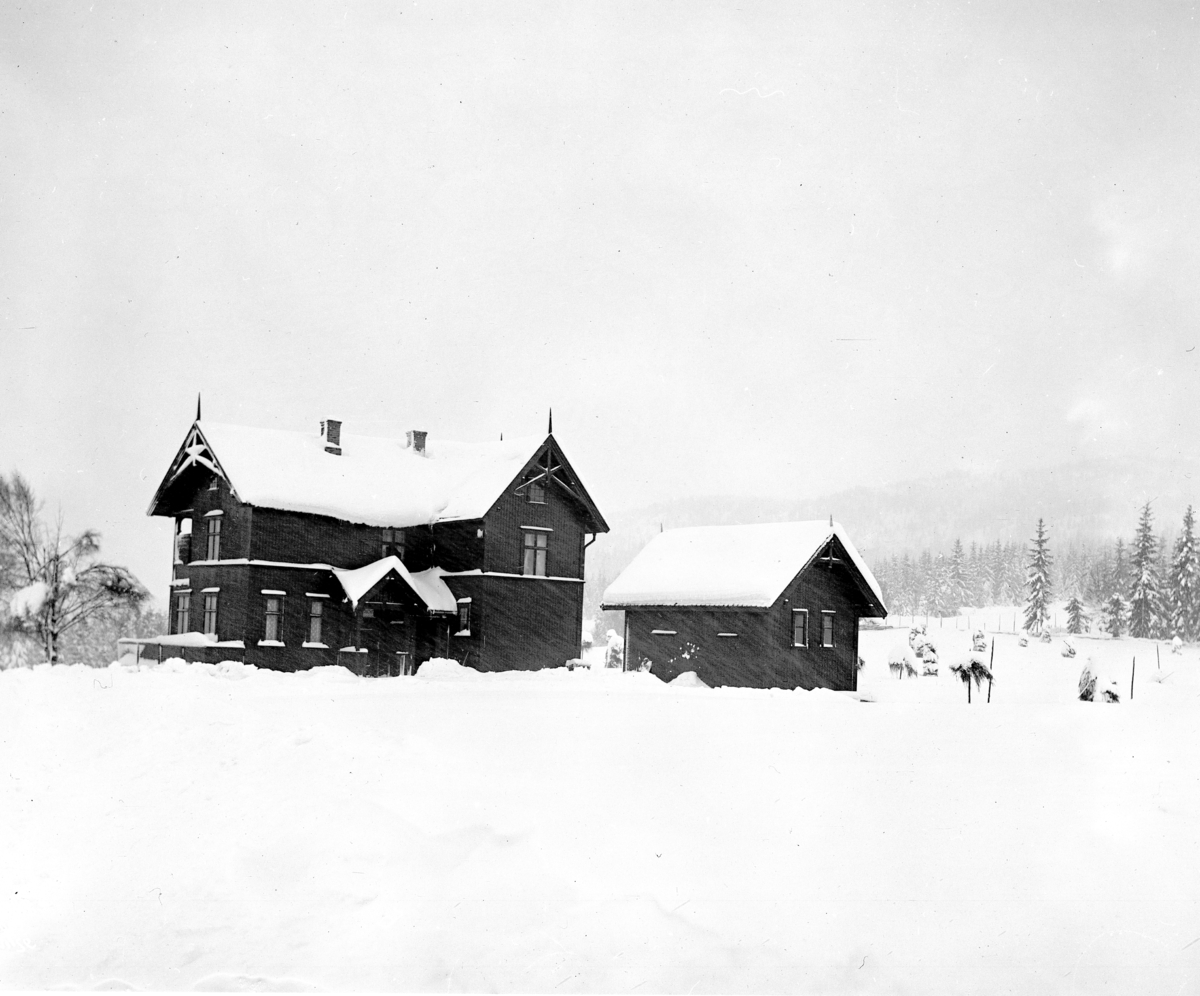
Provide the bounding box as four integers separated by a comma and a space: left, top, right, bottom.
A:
193, 421, 543, 527
332, 556, 458, 613
601, 520, 886, 611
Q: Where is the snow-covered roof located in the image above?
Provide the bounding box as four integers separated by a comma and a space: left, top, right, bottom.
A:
333, 557, 458, 613
167, 421, 546, 527
601, 520, 886, 611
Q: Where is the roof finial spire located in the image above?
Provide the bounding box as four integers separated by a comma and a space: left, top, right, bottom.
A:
548, 408, 553, 435
196, 393, 202, 422
829, 513, 833, 527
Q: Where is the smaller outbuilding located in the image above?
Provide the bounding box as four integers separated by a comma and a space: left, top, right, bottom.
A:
601, 520, 886, 690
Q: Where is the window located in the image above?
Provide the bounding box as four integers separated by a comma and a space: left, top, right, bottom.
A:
308, 599, 323, 644
456, 599, 471, 636
206, 516, 222, 560
174, 518, 192, 564
174, 592, 191, 634
821, 611, 835, 648
381, 528, 404, 560
203, 593, 218, 635
208, 478, 219, 491
527, 479, 546, 504
522, 530, 548, 576
264, 597, 283, 642
792, 609, 808, 648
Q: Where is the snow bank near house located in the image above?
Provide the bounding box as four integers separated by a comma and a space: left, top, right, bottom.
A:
2, 631, 1199, 992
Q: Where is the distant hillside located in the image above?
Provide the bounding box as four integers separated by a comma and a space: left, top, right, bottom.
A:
583, 455, 1200, 625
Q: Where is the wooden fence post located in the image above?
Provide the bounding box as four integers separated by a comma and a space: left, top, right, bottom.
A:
1130, 656, 1136, 701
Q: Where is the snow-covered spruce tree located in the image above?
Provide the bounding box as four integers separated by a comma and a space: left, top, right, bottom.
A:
0, 471, 148, 664
1169, 505, 1200, 641
1102, 592, 1127, 639
1024, 519, 1053, 635
1127, 502, 1162, 639
1065, 594, 1087, 635
949, 539, 969, 610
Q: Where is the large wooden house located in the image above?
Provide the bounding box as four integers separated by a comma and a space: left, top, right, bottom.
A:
601, 521, 886, 690
144, 414, 608, 674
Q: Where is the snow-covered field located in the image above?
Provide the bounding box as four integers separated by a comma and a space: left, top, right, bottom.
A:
3, 627, 1199, 992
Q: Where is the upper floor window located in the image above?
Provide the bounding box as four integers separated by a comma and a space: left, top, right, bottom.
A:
174, 517, 193, 564
208, 477, 219, 491
205, 515, 222, 560
203, 593, 219, 635
381, 528, 404, 561
527, 479, 546, 504
522, 530, 548, 576
174, 591, 191, 634
821, 611, 835, 648
791, 609, 808, 648
264, 596, 283, 642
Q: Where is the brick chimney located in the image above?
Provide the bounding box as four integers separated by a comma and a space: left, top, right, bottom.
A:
406, 430, 427, 455
321, 419, 342, 456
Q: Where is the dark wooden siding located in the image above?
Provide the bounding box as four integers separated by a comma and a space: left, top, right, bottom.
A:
457, 576, 583, 671
429, 520, 484, 573
249, 507, 417, 568
623, 558, 872, 691
186, 473, 251, 562
483, 483, 586, 578
773, 558, 866, 691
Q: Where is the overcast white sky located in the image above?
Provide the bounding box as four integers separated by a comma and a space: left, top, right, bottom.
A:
2, 2, 1199, 599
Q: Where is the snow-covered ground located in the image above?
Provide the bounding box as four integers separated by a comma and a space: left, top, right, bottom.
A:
2, 627, 1199, 992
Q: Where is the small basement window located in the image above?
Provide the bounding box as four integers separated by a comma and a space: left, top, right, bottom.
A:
792, 609, 808, 648
821, 611, 835, 648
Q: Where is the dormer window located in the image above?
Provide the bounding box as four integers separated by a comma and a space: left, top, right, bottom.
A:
381, 528, 404, 560
527, 479, 546, 504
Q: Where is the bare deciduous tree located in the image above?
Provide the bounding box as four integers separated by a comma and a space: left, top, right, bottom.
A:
1, 471, 148, 664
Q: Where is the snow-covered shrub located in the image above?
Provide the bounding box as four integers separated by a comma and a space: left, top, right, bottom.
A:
888, 644, 918, 679
857, 655, 866, 672
1079, 657, 1120, 703
950, 651, 992, 699
1171, 636, 1183, 654
907, 625, 926, 650
1061, 639, 1076, 658
1018, 634, 1029, 647
1078, 660, 1097, 701
971, 629, 988, 653
604, 629, 623, 669
1039, 628, 1052, 644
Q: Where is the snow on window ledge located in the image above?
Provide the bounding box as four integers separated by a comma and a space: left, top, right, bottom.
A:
453, 630, 471, 638
651, 629, 677, 635
717, 633, 739, 638
302, 642, 329, 649
257, 640, 286, 647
